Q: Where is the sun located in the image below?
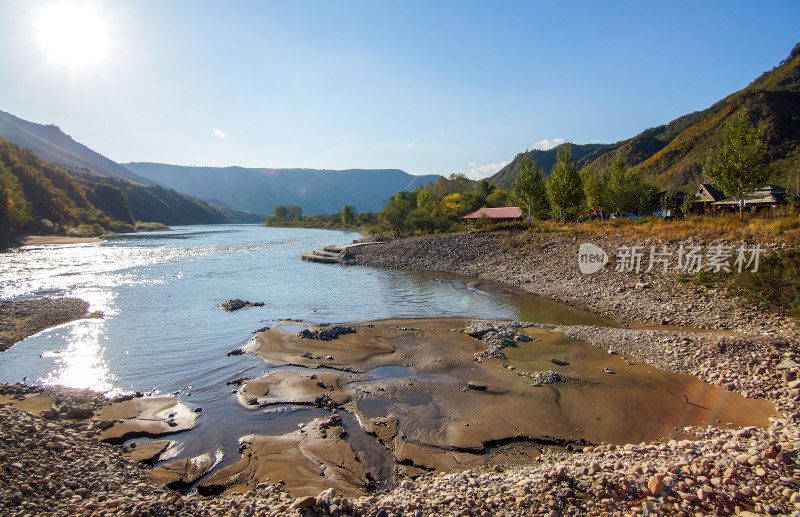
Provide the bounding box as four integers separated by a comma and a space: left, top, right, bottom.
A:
36, 1, 111, 70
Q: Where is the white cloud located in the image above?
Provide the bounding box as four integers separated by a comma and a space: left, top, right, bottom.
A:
533, 138, 565, 150
465, 161, 510, 180
407, 142, 415, 148
212, 128, 226, 139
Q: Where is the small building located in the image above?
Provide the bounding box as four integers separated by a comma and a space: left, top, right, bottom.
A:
462, 207, 523, 221
691, 183, 726, 211
712, 184, 788, 213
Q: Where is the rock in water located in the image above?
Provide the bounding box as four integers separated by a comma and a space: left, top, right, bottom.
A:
218, 299, 264, 311
466, 382, 488, 391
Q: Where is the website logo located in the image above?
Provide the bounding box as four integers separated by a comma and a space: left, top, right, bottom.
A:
578, 243, 608, 274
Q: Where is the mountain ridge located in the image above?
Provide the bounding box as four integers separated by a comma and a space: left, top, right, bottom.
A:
490, 42, 800, 190
0, 134, 263, 243
0, 110, 156, 185
124, 162, 441, 215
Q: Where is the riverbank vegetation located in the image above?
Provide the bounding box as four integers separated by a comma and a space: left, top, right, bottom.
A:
264, 204, 378, 230
367, 111, 793, 241
0, 139, 136, 244
366, 142, 679, 237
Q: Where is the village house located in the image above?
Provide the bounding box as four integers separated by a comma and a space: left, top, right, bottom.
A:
712, 184, 789, 213
690, 183, 726, 214
462, 207, 523, 222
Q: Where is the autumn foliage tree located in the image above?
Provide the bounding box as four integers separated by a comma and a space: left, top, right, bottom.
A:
580, 165, 609, 217
703, 111, 770, 219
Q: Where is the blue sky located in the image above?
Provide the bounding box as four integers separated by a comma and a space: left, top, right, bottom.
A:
1, 1, 798, 179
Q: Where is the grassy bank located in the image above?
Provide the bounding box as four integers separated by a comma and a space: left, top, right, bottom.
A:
462, 213, 800, 246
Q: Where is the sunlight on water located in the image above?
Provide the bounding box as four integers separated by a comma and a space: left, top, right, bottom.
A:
0, 239, 228, 300
40, 320, 122, 396
70, 289, 119, 316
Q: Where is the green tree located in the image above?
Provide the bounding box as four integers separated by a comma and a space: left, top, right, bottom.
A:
602, 157, 657, 216
340, 204, 355, 226
474, 179, 495, 197
447, 173, 472, 195
635, 182, 658, 215
512, 151, 547, 219
681, 187, 695, 219
272, 205, 302, 219
580, 166, 609, 217
703, 111, 770, 219
379, 191, 417, 237
546, 145, 584, 223
485, 189, 509, 207
606, 158, 633, 213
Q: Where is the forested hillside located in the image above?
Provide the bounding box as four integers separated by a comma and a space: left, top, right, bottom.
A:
0, 138, 262, 246
0, 138, 131, 241
0, 109, 155, 185
492, 43, 800, 190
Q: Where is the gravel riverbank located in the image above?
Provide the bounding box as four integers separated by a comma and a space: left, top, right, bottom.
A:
343, 231, 797, 339
1, 230, 799, 516
0, 297, 100, 353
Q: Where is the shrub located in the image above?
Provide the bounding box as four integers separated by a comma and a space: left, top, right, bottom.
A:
732, 249, 800, 319
134, 221, 170, 231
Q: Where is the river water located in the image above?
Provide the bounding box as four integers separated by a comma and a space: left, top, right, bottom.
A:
0, 224, 610, 469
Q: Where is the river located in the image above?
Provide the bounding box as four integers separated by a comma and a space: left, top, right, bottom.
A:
0, 224, 609, 469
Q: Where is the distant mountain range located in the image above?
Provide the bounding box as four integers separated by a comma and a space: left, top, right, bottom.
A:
0, 109, 440, 224
491, 42, 800, 190
0, 112, 265, 236
0, 135, 263, 245
124, 163, 440, 215
0, 110, 155, 185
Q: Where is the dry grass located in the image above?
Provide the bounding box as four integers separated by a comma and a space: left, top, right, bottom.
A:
505, 214, 800, 245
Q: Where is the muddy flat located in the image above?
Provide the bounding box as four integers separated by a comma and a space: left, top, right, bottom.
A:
223, 317, 775, 497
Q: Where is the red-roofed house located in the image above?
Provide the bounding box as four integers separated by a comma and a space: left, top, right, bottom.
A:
462, 207, 523, 221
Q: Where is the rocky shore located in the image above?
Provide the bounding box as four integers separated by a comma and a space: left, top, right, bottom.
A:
342, 231, 797, 338
2, 314, 797, 515
0, 297, 100, 353
1, 230, 799, 516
